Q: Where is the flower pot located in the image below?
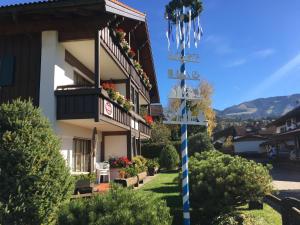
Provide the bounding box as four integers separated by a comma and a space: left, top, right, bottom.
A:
110, 168, 121, 180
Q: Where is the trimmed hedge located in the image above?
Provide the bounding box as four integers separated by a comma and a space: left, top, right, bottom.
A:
141, 141, 180, 159
142, 132, 213, 159
159, 145, 180, 170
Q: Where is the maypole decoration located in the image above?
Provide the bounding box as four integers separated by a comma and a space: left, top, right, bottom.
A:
164, 1, 205, 225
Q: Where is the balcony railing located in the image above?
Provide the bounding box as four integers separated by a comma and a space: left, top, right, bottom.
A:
55, 85, 150, 136
100, 27, 150, 102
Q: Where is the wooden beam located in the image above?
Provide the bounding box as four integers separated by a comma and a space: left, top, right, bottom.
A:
95, 30, 100, 122
0, 15, 109, 35
65, 50, 94, 81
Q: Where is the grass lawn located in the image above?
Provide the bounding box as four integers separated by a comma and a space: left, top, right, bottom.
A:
240, 204, 281, 225
139, 171, 282, 225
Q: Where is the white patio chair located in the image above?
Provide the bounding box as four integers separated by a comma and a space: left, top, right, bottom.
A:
96, 162, 110, 184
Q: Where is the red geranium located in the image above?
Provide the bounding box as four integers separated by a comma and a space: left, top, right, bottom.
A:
144, 115, 154, 126
102, 82, 116, 91
109, 156, 131, 168
128, 49, 136, 58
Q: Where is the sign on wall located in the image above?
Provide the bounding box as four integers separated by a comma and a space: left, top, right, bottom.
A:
104, 100, 113, 118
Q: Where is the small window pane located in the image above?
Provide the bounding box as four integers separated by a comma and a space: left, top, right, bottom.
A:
0, 56, 15, 86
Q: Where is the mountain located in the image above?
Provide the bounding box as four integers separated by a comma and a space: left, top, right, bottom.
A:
217, 94, 300, 120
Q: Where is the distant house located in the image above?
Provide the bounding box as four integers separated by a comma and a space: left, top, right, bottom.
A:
213, 125, 275, 154
261, 106, 300, 160
234, 135, 267, 154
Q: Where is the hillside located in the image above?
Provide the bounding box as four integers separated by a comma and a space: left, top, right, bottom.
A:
217, 94, 300, 120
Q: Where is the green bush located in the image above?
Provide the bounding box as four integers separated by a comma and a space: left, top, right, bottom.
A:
58, 186, 172, 225
141, 141, 181, 159
133, 155, 147, 173
189, 151, 273, 221
73, 173, 96, 184
212, 213, 261, 225
0, 100, 73, 225
159, 145, 180, 170
188, 132, 214, 155
149, 122, 171, 143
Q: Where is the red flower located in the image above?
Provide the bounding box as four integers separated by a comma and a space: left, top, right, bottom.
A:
144, 115, 153, 126
102, 82, 116, 91
116, 28, 125, 33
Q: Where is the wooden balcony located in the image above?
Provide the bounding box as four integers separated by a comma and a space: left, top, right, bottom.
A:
100, 27, 150, 102
55, 85, 150, 136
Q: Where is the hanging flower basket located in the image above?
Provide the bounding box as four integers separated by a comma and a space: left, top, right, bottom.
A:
165, 0, 203, 23
128, 49, 136, 59
115, 28, 126, 41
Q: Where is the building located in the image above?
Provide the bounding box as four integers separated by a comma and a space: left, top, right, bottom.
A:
0, 0, 160, 173
234, 135, 267, 154
213, 125, 275, 154
261, 106, 300, 160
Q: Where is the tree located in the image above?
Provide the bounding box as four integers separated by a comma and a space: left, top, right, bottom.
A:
0, 100, 74, 225
159, 145, 180, 170
149, 122, 171, 143
192, 80, 216, 136
166, 80, 216, 137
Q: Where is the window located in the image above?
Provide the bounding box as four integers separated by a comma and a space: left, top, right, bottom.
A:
0, 55, 15, 86
130, 86, 140, 114
72, 138, 92, 172
74, 71, 92, 86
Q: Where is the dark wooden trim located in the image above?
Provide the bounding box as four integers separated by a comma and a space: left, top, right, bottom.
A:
126, 78, 131, 99
102, 131, 128, 136
127, 131, 132, 160
101, 79, 128, 84
65, 50, 94, 81
55, 88, 100, 96
0, 15, 109, 35
95, 30, 100, 122
101, 134, 105, 161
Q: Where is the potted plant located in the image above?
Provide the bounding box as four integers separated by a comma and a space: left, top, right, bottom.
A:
128, 48, 136, 59
115, 28, 126, 41
146, 159, 160, 176
102, 82, 118, 101
144, 115, 154, 126
121, 40, 130, 53
116, 93, 125, 105
123, 99, 133, 112
109, 156, 131, 180
73, 173, 96, 194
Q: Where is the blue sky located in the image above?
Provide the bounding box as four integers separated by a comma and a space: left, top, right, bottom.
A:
2, 0, 300, 110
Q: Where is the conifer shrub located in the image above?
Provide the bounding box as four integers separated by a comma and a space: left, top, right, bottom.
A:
58, 186, 172, 225
159, 144, 180, 170
189, 150, 273, 222
0, 100, 73, 225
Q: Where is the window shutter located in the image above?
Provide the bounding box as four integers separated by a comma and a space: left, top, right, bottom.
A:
0, 55, 15, 86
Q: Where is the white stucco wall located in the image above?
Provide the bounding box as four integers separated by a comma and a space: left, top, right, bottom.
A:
56, 122, 102, 171
104, 135, 127, 160
39, 31, 75, 129
234, 140, 265, 153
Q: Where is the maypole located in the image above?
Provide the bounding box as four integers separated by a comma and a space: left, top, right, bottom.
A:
179, 10, 190, 224
164, 1, 205, 224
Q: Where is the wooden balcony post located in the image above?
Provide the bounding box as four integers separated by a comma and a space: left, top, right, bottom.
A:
95, 29, 101, 122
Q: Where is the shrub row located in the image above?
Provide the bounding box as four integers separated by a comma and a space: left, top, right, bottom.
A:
142, 132, 213, 159
58, 185, 172, 225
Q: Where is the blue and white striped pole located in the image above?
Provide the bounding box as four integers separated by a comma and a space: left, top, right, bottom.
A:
180, 15, 190, 225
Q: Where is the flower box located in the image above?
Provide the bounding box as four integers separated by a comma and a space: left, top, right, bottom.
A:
74, 179, 94, 195
110, 168, 121, 181
114, 176, 139, 187
138, 171, 147, 184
